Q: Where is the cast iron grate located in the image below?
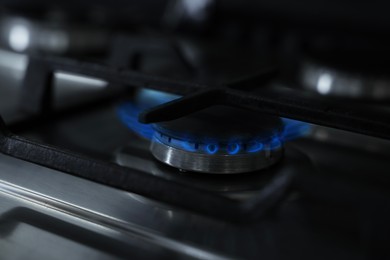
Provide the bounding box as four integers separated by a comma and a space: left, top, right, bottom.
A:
19, 54, 390, 140
1, 44, 390, 223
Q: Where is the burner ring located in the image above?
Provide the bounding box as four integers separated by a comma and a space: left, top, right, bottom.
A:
150, 136, 283, 174
150, 106, 284, 174
149, 106, 285, 174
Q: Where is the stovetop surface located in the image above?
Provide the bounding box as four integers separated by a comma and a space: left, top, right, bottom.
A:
0, 4, 389, 257
1, 75, 390, 259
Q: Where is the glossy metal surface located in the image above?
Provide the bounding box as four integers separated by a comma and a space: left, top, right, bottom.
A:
1, 135, 386, 259
0, 154, 231, 259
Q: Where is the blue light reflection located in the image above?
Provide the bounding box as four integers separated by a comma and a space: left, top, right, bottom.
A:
206, 144, 219, 154
227, 143, 240, 155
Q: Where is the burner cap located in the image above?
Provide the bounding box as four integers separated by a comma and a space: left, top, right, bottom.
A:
150, 106, 284, 174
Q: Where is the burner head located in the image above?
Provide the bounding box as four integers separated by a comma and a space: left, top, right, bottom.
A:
150, 106, 284, 174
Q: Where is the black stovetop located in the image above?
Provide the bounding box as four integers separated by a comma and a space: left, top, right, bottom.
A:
1, 3, 390, 259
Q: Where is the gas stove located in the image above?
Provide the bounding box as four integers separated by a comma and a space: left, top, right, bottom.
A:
0, 1, 390, 260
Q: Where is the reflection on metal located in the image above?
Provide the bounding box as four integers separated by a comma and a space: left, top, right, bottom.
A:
56, 72, 108, 88
182, 0, 213, 21
38, 30, 69, 53
1, 15, 108, 54
9, 24, 30, 52
164, 0, 214, 27
0, 155, 229, 260
316, 73, 333, 94
309, 125, 390, 153
0, 49, 28, 87
301, 59, 390, 99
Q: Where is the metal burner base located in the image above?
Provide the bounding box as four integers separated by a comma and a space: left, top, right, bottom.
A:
150, 138, 283, 174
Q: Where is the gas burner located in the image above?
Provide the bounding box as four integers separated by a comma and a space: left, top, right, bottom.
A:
116, 138, 313, 196
150, 106, 284, 174
300, 59, 390, 100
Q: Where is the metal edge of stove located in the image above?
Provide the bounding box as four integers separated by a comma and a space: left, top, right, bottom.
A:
0, 153, 233, 260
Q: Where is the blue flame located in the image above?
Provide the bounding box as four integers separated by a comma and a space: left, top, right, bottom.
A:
117, 102, 154, 139
227, 143, 240, 155
206, 144, 219, 154
247, 141, 264, 153
269, 137, 282, 150
117, 89, 311, 153
117, 89, 181, 139
182, 141, 197, 152
280, 118, 311, 141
